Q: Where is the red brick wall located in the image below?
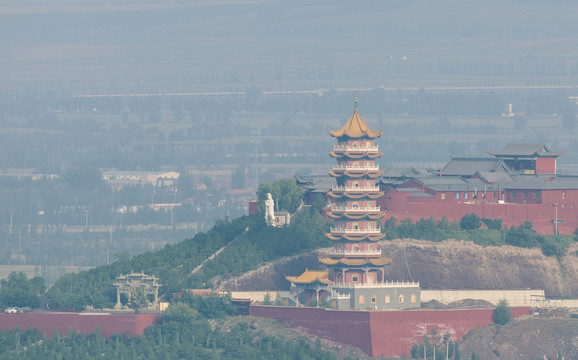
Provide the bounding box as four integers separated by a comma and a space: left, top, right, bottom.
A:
250, 305, 530, 357
535, 158, 556, 174
378, 188, 578, 235
0, 313, 159, 338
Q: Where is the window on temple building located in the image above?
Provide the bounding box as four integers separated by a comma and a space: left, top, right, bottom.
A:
371, 295, 377, 303
385, 294, 390, 303
441, 193, 446, 200
353, 181, 359, 188
455, 193, 460, 199
353, 223, 359, 230
352, 275, 359, 283
359, 295, 365, 304
368, 244, 373, 251
411, 294, 417, 303
464, 193, 469, 199
511, 191, 516, 198
352, 245, 359, 252
399, 294, 405, 303
562, 191, 566, 199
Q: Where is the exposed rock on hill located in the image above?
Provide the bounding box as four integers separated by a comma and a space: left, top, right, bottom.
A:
217, 239, 578, 298
460, 318, 578, 360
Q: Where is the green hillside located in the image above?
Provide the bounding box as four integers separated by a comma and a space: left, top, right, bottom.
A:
45, 204, 328, 310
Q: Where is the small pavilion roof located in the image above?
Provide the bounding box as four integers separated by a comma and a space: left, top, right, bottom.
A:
329, 109, 382, 139
285, 269, 331, 284
295, 174, 334, 193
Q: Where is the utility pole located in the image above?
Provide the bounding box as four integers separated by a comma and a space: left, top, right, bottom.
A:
554, 201, 558, 235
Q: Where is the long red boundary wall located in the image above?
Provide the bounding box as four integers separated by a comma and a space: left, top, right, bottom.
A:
0, 313, 160, 338
250, 305, 530, 358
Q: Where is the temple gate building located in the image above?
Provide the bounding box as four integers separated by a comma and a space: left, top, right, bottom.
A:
287, 99, 421, 310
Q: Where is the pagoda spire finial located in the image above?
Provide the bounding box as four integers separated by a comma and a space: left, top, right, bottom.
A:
354, 93, 358, 111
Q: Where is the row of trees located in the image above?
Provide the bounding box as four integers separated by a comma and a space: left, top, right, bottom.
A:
0, 272, 45, 309
384, 213, 575, 258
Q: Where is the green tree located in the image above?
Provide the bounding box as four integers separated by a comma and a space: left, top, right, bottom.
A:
493, 299, 512, 325
0, 271, 42, 308
460, 213, 481, 230
257, 178, 304, 213
162, 302, 199, 324
505, 221, 539, 248
482, 217, 502, 230
263, 292, 272, 305
128, 286, 148, 312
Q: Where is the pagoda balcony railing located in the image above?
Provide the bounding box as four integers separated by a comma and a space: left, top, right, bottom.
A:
332, 164, 380, 171
329, 205, 381, 212
330, 227, 381, 234
331, 292, 351, 299
331, 185, 380, 192
333, 145, 379, 152
327, 249, 382, 256
332, 281, 420, 288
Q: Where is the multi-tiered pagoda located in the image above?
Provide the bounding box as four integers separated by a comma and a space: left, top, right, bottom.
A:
287, 99, 420, 310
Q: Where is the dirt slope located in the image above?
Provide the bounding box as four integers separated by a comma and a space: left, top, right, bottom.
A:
217, 239, 578, 298
459, 318, 578, 360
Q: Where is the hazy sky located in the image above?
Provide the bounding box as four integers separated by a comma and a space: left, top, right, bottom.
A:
2, 0, 578, 92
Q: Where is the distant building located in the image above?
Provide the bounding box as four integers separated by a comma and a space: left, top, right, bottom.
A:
299, 142, 578, 235
380, 143, 577, 235
102, 171, 179, 189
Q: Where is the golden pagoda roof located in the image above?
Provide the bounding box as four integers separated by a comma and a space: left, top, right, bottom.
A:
326, 212, 385, 220
327, 191, 384, 199
329, 150, 383, 159
285, 269, 331, 284
328, 170, 384, 178
319, 257, 393, 266
329, 109, 382, 139
325, 233, 386, 242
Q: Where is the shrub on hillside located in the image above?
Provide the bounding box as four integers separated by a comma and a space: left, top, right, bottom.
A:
505, 221, 540, 248
481, 218, 502, 230
460, 213, 481, 230
492, 300, 512, 325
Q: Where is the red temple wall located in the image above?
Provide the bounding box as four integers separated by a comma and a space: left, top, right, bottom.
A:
0, 313, 159, 339
536, 158, 556, 174
379, 189, 578, 235
250, 305, 530, 358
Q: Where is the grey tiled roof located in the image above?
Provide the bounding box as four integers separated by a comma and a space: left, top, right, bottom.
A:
487, 143, 562, 157
503, 174, 578, 190
382, 167, 421, 178
440, 157, 510, 176
475, 171, 514, 183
